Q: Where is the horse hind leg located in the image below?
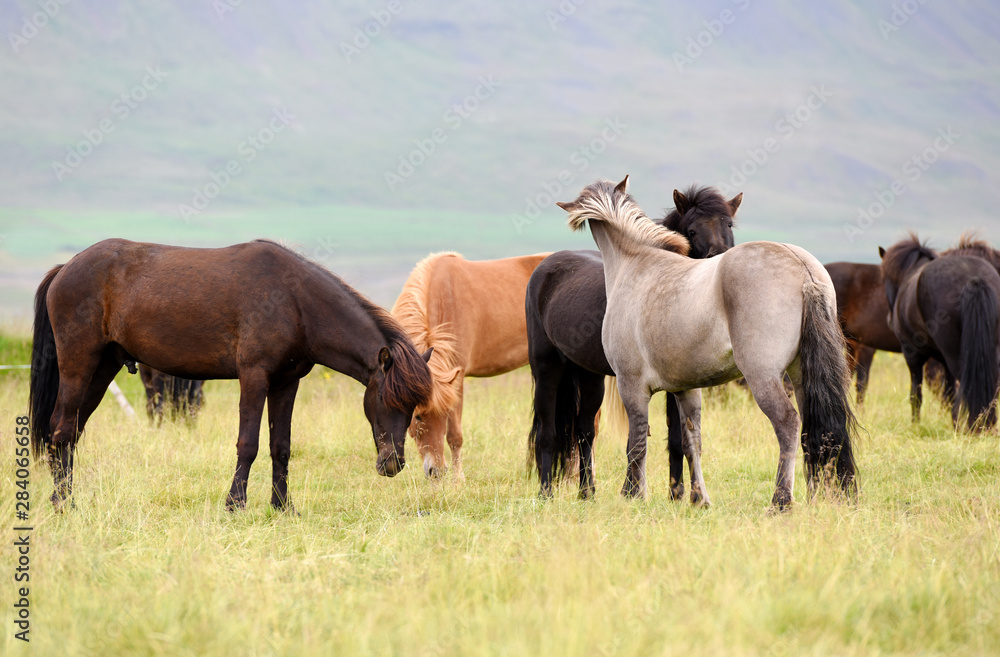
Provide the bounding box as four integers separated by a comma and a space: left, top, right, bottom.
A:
745, 372, 801, 510
48, 351, 121, 509
665, 392, 685, 501
574, 371, 604, 500
672, 389, 711, 507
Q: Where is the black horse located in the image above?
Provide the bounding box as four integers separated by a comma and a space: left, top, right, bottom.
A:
138, 364, 205, 425
29, 239, 433, 512
880, 234, 1000, 431
526, 185, 741, 498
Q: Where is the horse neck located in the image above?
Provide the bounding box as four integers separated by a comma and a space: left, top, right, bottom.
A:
589, 220, 645, 288
305, 279, 382, 385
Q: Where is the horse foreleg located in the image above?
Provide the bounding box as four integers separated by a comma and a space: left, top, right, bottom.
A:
854, 344, 876, 406
903, 352, 927, 424
267, 377, 299, 513
673, 389, 710, 507
446, 376, 465, 483
618, 381, 651, 499
226, 369, 268, 511
665, 392, 685, 501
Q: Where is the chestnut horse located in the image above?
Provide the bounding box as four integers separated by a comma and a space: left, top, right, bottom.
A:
392, 252, 550, 479
559, 177, 856, 509
880, 234, 1000, 431
29, 239, 432, 511
527, 185, 741, 499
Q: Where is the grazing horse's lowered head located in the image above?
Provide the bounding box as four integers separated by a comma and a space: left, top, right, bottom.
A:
660, 186, 742, 258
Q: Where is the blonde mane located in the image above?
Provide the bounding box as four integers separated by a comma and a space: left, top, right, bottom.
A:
391, 252, 464, 414
562, 179, 690, 255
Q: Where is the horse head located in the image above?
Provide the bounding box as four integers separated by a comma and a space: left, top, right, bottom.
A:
879, 235, 938, 314
661, 186, 742, 258
365, 344, 433, 477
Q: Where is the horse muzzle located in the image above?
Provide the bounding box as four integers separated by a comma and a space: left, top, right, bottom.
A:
376, 449, 405, 477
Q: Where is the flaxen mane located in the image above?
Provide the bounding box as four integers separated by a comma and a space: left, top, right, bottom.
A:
881, 233, 938, 287
391, 252, 464, 414
562, 179, 690, 255
943, 232, 1000, 271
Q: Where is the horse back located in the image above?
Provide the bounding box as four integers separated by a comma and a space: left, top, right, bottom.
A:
47, 239, 312, 378
427, 252, 550, 376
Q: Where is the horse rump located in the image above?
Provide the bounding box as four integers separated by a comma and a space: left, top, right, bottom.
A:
958, 279, 1000, 431
798, 282, 858, 497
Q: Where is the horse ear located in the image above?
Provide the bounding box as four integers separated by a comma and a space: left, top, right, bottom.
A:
878, 246, 887, 259
673, 189, 689, 215
728, 192, 743, 215
421, 347, 433, 363
615, 175, 629, 194
556, 201, 579, 212
378, 347, 393, 372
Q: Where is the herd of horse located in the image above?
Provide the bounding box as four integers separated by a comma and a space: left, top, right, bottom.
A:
27, 177, 1000, 513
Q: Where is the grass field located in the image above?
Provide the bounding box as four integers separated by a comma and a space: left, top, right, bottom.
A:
1, 342, 998, 656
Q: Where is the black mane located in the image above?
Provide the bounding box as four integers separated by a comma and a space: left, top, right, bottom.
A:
659, 185, 734, 230
881, 233, 938, 285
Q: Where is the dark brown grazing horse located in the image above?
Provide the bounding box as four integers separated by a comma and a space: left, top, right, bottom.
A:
880, 235, 1000, 431
526, 185, 741, 499
824, 262, 901, 404
138, 364, 205, 425
29, 239, 432, 512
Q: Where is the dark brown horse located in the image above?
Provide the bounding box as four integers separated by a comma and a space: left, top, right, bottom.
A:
29, 239, 432, 511
880, 235, 1000, 431
139, 364, 205, 424
824, 262, 901, 403
526, 185, 741, 499
828, 235, 1000, 405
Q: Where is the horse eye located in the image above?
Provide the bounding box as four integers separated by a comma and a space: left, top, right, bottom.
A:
728, 220, 733, 228
688, 229, 696, 238
415, 414, 422, 421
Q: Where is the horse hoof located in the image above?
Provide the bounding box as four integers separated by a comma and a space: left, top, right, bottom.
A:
669, 485, 685, 501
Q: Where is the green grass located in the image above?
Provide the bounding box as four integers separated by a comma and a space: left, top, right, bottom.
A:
1, 351, 998, 656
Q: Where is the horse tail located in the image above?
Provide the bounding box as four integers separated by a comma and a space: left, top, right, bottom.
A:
528, 367, 581, 483
958, 279, 1000, 430
600, 376, 629, 443
798, 281, 858, 497
29, 265, 63, 458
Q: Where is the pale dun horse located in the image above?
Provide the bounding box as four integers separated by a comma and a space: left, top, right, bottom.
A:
558, 177, 857, 509
392, 252, 552, 479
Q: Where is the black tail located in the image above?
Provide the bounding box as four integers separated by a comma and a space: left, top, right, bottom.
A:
958, 279, 1000, 431
528, 367, 581, 483
798, 282, 858, 497
28, 265, 64, 459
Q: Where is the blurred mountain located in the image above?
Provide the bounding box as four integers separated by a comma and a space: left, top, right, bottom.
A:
1, 0, 999, 313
